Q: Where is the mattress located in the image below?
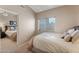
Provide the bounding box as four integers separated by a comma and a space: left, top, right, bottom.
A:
32, 32, 79, 53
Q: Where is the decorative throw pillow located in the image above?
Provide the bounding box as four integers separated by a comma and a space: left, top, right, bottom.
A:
61, 29, 74, 39
71, 30, 79, 37
72, 31, 79, 43
64, 30, 79, 42
67, 29, 75, 35
61, 32, 67, 39
64, 34, 72, 42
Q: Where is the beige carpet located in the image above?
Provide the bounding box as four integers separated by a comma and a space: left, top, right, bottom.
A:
0, 38, 32, 53
0, 38, 18, 53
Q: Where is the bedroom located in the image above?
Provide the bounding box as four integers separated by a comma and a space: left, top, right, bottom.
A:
0, 8, 17, 52
0, 5, 79, 53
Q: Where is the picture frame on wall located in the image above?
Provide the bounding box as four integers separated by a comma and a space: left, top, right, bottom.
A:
9, 21, 17, 31
9, 21, 16, 26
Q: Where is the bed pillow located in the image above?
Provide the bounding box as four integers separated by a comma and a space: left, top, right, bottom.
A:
67, 29, 75, 35
64, 34, 72, 42
71, 30, 79, 37
61, 32, 67, 39
61, 29, 74, 39
72, 31, 79, 43
64, 30, 79, 42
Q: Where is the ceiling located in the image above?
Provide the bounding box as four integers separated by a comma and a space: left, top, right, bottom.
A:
28, 5, 63, 13
0, 5, 63, 14
0, 8, 17, 16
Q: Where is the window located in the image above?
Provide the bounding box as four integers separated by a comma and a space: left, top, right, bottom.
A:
38, 17, 56, 33
49, 17, 56, 24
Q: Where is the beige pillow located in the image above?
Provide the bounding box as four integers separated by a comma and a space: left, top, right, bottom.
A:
72, 32, 79, 43
61, 32, 69, 39
64, 34, 71, 42
61, 29, 74, 39
67, 29, 74, 35
71, 30, 79, 37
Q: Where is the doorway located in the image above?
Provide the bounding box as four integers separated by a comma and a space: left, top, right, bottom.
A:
0, 8, 18, 52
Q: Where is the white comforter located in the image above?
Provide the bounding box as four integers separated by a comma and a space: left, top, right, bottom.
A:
33, 32, 79, 53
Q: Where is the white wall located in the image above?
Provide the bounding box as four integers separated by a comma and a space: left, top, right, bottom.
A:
0, 5, 35, 45
0, 17, 4, 29
0, 15, 16, 25
73, 6, 79, 25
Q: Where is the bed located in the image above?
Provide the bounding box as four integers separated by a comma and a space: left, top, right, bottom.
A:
5, 30, 17, 41
32, 32, 79, 53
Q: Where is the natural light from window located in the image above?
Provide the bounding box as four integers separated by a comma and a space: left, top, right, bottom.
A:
49, 17, 56, 24
39, 17, 56, 33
